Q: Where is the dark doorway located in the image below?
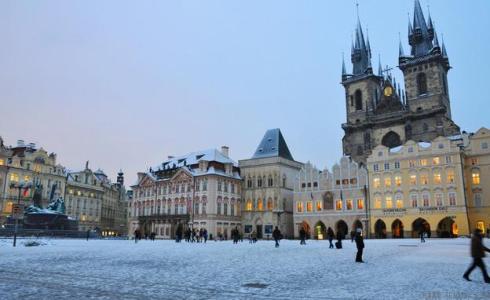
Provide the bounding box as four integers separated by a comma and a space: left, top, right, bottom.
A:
374, 219, 387, 239
392, 219, 404, 238
412, 218, 431, 238
336, 220, 348, 239
437, 217, 457, 238
256, 225, 263, 239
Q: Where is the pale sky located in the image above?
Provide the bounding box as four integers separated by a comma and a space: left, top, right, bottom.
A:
1, 0, 489, 186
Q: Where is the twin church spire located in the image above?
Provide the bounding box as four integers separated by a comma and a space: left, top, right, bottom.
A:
343, 0, 449, 79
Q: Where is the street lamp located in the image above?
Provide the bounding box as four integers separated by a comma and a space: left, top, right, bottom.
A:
10, 180, 32, 247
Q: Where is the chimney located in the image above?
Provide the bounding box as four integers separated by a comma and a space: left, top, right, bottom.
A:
17, 140, 25, 147
221, 146, 229, 157
168, 156, 174, 160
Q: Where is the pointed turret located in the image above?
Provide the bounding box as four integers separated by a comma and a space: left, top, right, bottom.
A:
341, 53, 347, 81
408, 0, 434, 57
350, 7, 372, 75
441, 34, 448, 57
432, 31, 441, 54
377, 55, 383, 77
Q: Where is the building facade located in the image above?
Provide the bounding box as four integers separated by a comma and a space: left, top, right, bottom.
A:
463, 128, 490, 234
239, 129, 303, 239
66, 164, 127, 235
129, 147, 242, 240
0, 139, 66, 224
367, 136, 469, 238
293, 157, 368, 239
341, 0, 460, 164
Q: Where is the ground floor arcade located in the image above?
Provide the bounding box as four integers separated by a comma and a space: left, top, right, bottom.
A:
293, 214, 366, 240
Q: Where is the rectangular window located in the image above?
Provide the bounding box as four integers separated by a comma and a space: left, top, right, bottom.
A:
411, 194, 418, 208
395, 176, 402, 187
224, 203, 228, 216
306, 201, 313, 212
396, 196, 403, 208
446, 156, 452, 164
296, 202, 304, 213
482, 142, 489, 150
394, 161, 400, 169
421, 174, 429, 185
357, 199, 364, 210
420, 159, 428, 166
409, 160, 416, 168
432, 157, 440, 165
224, 183, 228, 193
257, 199, 263, 211
423, 194, 430, 207
217, 203, 221, 215
447, 170, 455, 184
436, 194, 443, 207
472, 172, 480, 185
217, 181, 222, 191
434, 173, 441, 184
474, 193, 482, 208
373, 178, 380, 188
384, 163, 390, 170
449, 193, 456, 206
384, 177, 391, 187
385, 196, 393, 209
410, 175, 417, 185
316, 200, 322, 211
9, 173, 19, 182
374, 197, 382, 209
346, 200, 353, 210
336, 200, 342, 210
373, 164, 379, 172
336, 180, 340, 185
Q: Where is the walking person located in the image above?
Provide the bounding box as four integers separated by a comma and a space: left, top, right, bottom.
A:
355, 229, 365, 263
299, 227, 306, 245
86, 229, 91, 241
420, 229, 425, 243
272, 226, 282, 248
463, 229, 490, 283
335, 230, 343, 249
327, 227, 334, 249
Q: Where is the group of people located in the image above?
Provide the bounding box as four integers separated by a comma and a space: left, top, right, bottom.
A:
298, 226, 364, 263
182, 228, 208, 243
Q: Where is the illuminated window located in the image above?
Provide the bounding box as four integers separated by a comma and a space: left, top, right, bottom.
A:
472, 172, 480, 185
384, 177, 391, 187
395, 176, 402, 187
420, 159, 428, 166
316, 200, 322, 211
410, 174, 417, 185
246, 199, 252, 211
257, 199, 263, 211
423, 194, 430, 207
434, 173, 441, 184
432, 157, 440, 165
374, 197, 382, 209
3, 201, 13, 213
447, 170, 455, 184
385, 196, 393, 209
336, 200, 342, 210
346, 200, 353, 210
296, 202, 304, 213
0, 159, 4, 166
411, 194, 418, 208
373, 178, 380, 188
409, 160, 416, 168
449, 193, 456, 206
9, 173, 19, 182
306, 201, 313, 212
436, 193, 443, 207
421, 174, 429, 185
476, 221, 485, 232
77, 190, 82, 196
267, 198, 273, 211
357, 199, 364, 210
395, 194, 403, 208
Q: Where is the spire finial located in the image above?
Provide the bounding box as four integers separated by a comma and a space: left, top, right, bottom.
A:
342, 52, 347, 76
378, 54, 383, 77
399, 32, 405, 57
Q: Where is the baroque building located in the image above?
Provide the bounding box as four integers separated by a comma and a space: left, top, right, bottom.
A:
0, 139, 66, 224
65, 163, 127, 235
366, 136, 469, 238
129, 147, 242, 240
463, 128, 490, 234
239, 129, 303, 239
341, 0, 460, 164
293, 157, 368, 240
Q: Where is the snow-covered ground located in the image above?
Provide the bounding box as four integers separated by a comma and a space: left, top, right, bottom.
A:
0, 238, 489, 300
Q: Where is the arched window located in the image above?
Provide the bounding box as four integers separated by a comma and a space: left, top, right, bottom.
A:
417, 73, 428, 95
355, 90, 363, 111
423, 123, 429, 133
381, 131, 402, 148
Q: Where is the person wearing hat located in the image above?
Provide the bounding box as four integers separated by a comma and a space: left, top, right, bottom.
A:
463, 229, 490, 283
354, 228, 365, 263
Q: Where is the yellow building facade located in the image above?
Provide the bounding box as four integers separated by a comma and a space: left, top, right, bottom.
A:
464, 128, 490, 235
367, 136, 469, 238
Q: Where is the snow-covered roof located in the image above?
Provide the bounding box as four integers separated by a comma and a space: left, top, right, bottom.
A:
418, 142, 431, 148
153, 148, 237, 171
389, 146, 403, 153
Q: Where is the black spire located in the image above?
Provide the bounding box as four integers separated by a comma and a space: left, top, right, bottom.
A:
408, 0, 434, 57
350, 5, 372, 76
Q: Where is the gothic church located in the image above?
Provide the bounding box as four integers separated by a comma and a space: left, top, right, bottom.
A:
341, 0, 460, 164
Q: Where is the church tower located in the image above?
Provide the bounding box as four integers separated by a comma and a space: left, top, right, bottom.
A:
341, 11, 383, 163
341, 0, 460, 165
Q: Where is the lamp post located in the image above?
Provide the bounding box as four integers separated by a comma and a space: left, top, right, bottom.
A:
10, 181, 31, 247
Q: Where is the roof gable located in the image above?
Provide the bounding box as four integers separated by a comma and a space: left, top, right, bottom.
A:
251, 129, 294, 161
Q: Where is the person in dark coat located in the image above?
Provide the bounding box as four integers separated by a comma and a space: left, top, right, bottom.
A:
327, 227, 334, 249
350, 230, 355, 243
355, 229, 365, 263
420, 229, 425, 243
335, 230, 343, 249
272, 226, 282, 248
86, 229, 91, 241
299, 227, 306, 245
463, 229, 490, 283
